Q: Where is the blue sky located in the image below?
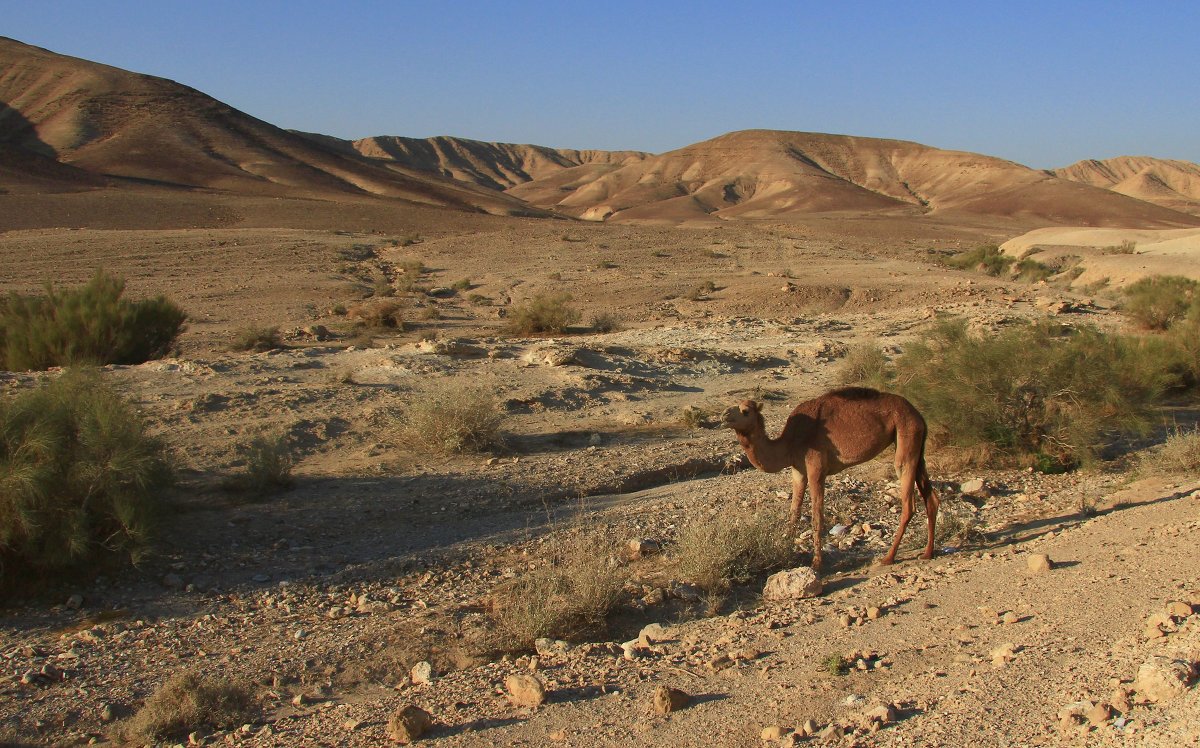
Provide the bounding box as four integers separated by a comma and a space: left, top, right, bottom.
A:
3, 1, 1197, 168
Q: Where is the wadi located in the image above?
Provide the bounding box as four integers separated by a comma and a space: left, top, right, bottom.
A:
1, 36, 1198, 747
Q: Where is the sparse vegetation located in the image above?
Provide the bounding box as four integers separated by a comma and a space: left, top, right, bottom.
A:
452, 278, 472, 291
395, 259, 426, 292
672, 506, 793, 592
505, 292, 581, 335
467, 293, 492, 306
1140, 427, 1200, 475
1101, 239, 1137, 255
230, 326, 283, 352
0, 270, 186, 371
822, 653, 849, 676
397, 380, 503, 454
945, 243, 1013, 277
372, 272, 395, 298
0, 370, 173, 588
1122, 275, 1198, 331
224, 433, 294, 498
681, 406, 707, 429
684, 281, 717, 301
123, 671, 257, 743
347, 299, 406, 330
489, 527, 625, 650
594, 260, 617, 270
420, 304, 441, 321
589, 312, 621, 333
836, 344, 889, 387
1013, 257, 1054, 283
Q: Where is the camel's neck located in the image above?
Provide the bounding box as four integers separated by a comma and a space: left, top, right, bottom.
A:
735, 424, 793, 473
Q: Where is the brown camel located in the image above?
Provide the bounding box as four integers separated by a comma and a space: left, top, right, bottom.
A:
721, 387, 939, 573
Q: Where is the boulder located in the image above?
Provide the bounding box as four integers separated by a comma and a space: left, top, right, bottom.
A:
763, 567, 823, 600
505, 674, 547, 708
651, 685, 690, 714
386, 704, 433, 743
1135, 656, 1194, 703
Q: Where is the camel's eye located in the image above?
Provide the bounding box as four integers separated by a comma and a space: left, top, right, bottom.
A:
740, 407, 749, 415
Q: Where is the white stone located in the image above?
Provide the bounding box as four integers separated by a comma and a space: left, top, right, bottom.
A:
763, 567, 823, 601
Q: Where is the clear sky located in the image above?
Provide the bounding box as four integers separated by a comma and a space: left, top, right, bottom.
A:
3, 1, 1197, 168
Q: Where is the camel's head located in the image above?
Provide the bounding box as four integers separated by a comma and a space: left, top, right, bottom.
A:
721, 399, 763, 434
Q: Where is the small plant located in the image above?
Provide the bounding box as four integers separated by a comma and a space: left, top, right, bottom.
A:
397, 380, 503, 454
230, 326, 282, 352
0, 270, 186, 370
420, 305, 441, 321
467, 293, 492, 306
1013, 257, 1054, 283
395, 260, 426, 292
505, 293, 581, 335
836, 344, 889, 387
395, 232, 422, 247
1140, 427, 1200, 475
594, 260, 617, 270
1101, 239, 1137, 255
347, 300, 406, 330
489, 527, 625, 650
681, 406, 707, 429
589, 312, 621, 333
0, 370, 173, 588
372, 272, 395, 298
945, 244, 1013, 277
1122, 275, 1198, 331
452, 278, 472, 291
123, 671, 257, 743
672, 506, 793, 592
224, 433, 294, 497
684, 281, 717, 301
330, 303, 348, 316
822, 653, 849, 676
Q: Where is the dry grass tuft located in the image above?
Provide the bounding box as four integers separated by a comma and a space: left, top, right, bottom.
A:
223, 433, 294, 498
489, 527, 626, 650
1139, 427, 1200, 475
230, 326, 282, 352
123, 671, 257, 743
672, 506, 793, 592
396, 380, 504, 454
347, 299, 406, 330
505, 293, 580, 335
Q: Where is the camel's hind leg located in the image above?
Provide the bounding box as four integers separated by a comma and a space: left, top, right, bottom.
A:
788, 468, 807, 532
881, 457, 916, 565
917, 457, 940, 559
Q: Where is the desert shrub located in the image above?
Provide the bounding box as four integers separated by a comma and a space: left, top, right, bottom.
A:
836, 344, 889, 387
0, 270, 186, 371
230, 326, 282, 352
1122, 275, 1199, 331
1139, 427, 1200, 475
123, 671, 257, 743
0, 370, 172, 587
684, 281, 717, 301
467, 294, 492, 306
397, 380, 503, 454
490, 528, 625, 649
1014, 257, 1054, 283
224, 433, 294, 497
372, 272, 395, 298
680, 406, 707, 429
589, 312, 621, 333
452, 278, 472, 291
347, 300, 406, 329
822, 653, 849, 676
945, 244, 1012, 277
505, 293, 581, 335
1101, 239, 1137, 255
888, 319, 1164, 467
673, 506, 793, 592
594, 260, 617, 270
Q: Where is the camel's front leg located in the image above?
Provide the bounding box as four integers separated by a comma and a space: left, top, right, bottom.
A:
788, 467, 807, 533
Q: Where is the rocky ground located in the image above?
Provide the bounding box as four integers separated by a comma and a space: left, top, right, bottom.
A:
1, 215, 1197, 746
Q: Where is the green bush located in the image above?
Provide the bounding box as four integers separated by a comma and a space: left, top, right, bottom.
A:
886, 319, 1165, 467
836, 344, 889, 387
0, 271, 186, 371
946, 244, 1013, 276
1122, 275, 1199, 331
0, 370, 173, 586
505, 293, 580, 335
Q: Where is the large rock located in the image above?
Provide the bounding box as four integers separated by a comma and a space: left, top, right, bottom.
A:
386, 704, 433, 743
1026, 553, 1053, 574
505, 674, 547, 708
1135, 656, 1194, 703
763, 568, 823, 600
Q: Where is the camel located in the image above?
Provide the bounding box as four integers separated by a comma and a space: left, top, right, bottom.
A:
721, 387, 939, 573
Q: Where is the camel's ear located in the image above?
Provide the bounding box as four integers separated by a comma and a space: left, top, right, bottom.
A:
748, 400, 761, 413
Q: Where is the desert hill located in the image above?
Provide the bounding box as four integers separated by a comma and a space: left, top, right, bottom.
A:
0, 37, 536, 215
345, 135, 648, 192
1051, 156, 1200, 216
501, 130, 1200, 227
